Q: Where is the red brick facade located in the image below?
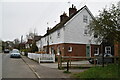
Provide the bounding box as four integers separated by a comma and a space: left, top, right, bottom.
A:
44, 43, 100, 57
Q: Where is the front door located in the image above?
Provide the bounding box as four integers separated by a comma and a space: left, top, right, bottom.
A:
86, 44, 91, 57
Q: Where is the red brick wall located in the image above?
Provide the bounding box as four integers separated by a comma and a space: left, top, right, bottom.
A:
63, 43, 86, 56
44, 43, 100, 57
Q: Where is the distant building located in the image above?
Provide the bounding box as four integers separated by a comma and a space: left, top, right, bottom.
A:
26, 36, 41, 49
0, 40, 2, 53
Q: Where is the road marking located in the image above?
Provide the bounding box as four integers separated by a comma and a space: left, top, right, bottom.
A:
21, 56, 41, 78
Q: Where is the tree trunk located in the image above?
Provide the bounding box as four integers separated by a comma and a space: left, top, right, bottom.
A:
118, 41, 120, 78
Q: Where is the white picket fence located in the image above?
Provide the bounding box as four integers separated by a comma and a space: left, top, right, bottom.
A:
28, 53, 55, 63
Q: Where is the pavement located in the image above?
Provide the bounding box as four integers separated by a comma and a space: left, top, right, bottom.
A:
21, 55, 70, 78
0, 53, 2, 79
21, 55, 88, 78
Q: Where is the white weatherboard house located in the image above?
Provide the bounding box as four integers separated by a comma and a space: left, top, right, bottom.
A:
37, 5, 100, 57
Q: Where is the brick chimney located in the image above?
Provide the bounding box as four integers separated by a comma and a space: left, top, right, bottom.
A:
60, 12, 68, 22
69, 4, 77, 16
47, 27, 50, 34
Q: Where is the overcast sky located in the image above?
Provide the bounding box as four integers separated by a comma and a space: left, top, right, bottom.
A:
0, 0, 119, 41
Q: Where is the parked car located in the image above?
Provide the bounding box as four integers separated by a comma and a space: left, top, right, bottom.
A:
10, 49, 21, 58
4, 49, 10, 53
88, 53, 114, 64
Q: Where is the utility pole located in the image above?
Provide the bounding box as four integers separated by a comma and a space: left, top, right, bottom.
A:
20, 35, 23, 51
21, 35, 23, 43
47, 22, 49, 54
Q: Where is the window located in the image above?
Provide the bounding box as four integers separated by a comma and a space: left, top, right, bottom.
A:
68, 46, 72, 52
94, 47, 99, 56
57, 30, 60, 38
57, 46, 61, 55
51, 47, 54, 54
50, 35, 52, 39
45, 37, 46, 41
49, 47, 51, 54
83, 15, 88, 23
105, 46, 111, 54
94, 34, 98, 38
84, 29, 88, 35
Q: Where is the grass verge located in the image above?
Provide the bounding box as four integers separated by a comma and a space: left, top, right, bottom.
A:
72, 64, 119, 78
63, 70, 71, 74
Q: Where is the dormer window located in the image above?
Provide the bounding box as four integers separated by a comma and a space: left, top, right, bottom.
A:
83, 15, 88, 23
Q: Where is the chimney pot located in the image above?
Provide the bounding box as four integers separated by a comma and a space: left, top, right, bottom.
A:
69, 4, 77, 16
60, 12, 68, 22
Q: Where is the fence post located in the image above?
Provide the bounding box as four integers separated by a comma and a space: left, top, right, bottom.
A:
39, 57, 40, 64
53, 54, 55, 62
114, 56, 117, 64
94, 57, 96, 66
58, 55, 62, 69
67, 60, 69, 72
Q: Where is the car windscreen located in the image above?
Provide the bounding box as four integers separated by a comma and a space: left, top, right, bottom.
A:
12, 50, 19, 53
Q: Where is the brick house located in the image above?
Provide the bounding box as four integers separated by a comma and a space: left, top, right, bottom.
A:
36, 5, 102, 57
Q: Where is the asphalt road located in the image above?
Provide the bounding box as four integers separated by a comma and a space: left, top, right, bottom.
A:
2, 53, 37, 78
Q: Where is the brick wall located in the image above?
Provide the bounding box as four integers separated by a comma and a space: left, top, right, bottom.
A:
44, 43, 100, 57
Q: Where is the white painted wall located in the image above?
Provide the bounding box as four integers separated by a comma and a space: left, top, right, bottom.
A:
64, 7, 97, 45
48, 28, 64, 45
36, 27, 65, 51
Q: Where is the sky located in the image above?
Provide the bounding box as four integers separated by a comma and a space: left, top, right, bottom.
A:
0, 0, 119, 41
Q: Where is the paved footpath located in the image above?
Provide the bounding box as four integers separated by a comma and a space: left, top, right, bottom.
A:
21, 55, 71, 78
0, 53, 2, 79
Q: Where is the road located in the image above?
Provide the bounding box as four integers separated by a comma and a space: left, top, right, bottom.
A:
2, 53, 37, 78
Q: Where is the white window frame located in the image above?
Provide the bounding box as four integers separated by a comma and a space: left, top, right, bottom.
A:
94, 47, 99, 56
105, 46, 111, 54
68, 46, 72, 52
